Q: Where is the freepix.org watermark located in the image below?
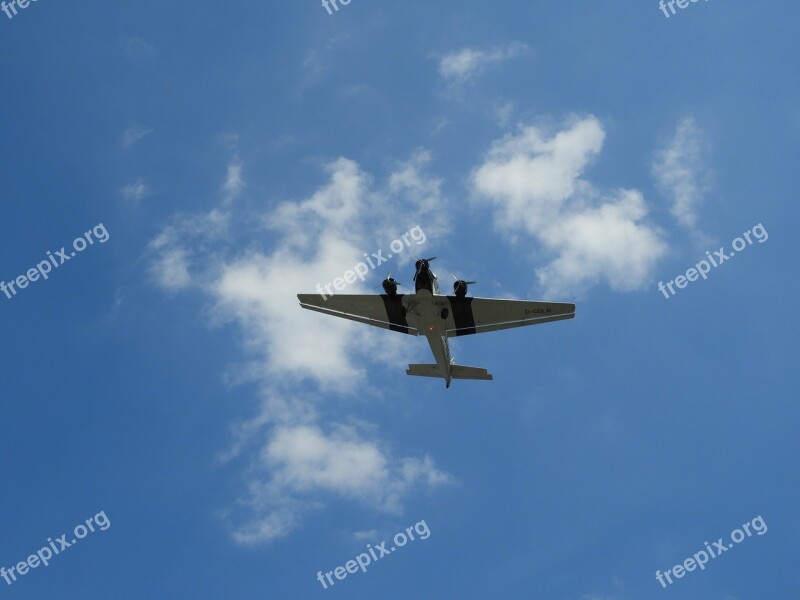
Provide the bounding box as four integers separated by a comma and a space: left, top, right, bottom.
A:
316, 225, 427, 301
321, 0, 353, 16
658, 223, 767, 299
315, 519, 431, 590
658, 0, 709, 19
1, 223, 110, 301
1, 0, 39, 21
1, 511, 111, 587
655, 515, 767, 588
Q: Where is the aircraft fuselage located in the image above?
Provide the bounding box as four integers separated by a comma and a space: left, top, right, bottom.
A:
408, 260, 453, 385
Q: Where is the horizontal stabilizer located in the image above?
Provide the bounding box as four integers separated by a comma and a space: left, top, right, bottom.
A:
406, 364, 443, 378
450, 365, 493, 381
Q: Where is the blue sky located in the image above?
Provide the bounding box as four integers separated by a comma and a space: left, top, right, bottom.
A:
1, 1, 798, 598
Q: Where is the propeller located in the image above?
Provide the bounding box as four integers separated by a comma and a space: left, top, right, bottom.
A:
451, 273, 477, 298
375, 273, 401, 296
412, 257, 437, 281
450, 273, 477, 284
373, 273, 400, 288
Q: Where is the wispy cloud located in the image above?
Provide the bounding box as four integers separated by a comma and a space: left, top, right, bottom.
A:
494, 100, 514, 127
652, 117, 711, 231
439, 42, 529, 86
120, 178, 150, 206
120, 36, 156, 60
222, 161, 244, 204
149, 248, 191, 292
353, 529, 379, 541
122, 125, 153, 148
147, 206, 229, 291
472, 116, 668, 297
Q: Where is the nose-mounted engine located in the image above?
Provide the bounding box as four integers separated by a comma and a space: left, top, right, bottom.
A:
412, 257, 438, 293
414, 259, 430, 275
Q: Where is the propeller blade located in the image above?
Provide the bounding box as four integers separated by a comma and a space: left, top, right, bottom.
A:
375, 272, 402, 288
451, 273, 477, 285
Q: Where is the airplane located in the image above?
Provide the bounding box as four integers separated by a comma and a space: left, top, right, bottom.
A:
297, 257, 576, 388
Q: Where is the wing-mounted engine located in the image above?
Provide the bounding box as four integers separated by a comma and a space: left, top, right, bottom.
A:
382, 276, 400, 296
376, 273, 402, 296
451, 274, 477, 298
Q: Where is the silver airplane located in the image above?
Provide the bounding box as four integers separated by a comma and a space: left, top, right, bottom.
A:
297, 258, 575, 388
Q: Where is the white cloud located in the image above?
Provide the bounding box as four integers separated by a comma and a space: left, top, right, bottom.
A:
213, 248, 375, 387
266, 425, 418, 503
151, 152, 452, 545
268, 157, 371, 250
472, 117, 667, 296
149, 248, 191, 292
439, 42, 529, 86
232, 423, 450, 545
211, 155, 446, 391
653, 117, 710, 230
121, 178, 150, 206
217, 391, 318, 465
147, 206, 230, 291
535, 190, 666, 295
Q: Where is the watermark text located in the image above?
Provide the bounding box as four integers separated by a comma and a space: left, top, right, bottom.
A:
315, 519, 430, 590
658, 223, 767, 299
317, 225, 426, 300
655, 515, 767, 588
1, 223, 110, 302
1, 511, 111, 587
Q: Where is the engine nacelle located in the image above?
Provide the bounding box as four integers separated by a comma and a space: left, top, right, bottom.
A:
453, 280, 469, 298
382, 277, 399, 296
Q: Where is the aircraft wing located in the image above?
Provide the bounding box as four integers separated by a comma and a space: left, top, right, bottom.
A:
297, 294, 417, 335
445, 296, 575, 337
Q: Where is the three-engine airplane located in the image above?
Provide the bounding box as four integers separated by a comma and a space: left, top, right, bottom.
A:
297, 257, 575, 387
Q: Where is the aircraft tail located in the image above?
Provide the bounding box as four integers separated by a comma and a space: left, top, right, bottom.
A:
406, 364, 494, 382
450, 365, 493, 381
406, 364, 442, 379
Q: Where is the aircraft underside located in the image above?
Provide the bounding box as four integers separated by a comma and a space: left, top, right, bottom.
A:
298, 257, 575, 387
